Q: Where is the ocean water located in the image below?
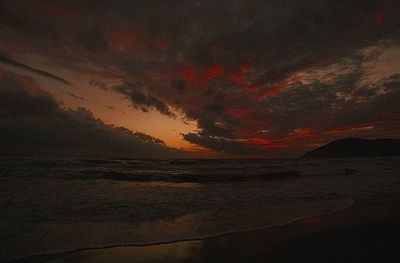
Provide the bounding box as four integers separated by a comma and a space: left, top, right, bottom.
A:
1, 156, 400, 261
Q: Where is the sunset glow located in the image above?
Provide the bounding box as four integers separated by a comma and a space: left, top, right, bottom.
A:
0, 0, 399, 158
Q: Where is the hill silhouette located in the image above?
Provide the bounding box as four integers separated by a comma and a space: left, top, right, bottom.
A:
302, 138, 400, 158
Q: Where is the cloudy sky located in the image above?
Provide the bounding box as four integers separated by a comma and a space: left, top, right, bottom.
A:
0, 0, 399, 158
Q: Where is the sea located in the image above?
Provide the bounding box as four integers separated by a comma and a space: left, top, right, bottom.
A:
1, 156, 400, 261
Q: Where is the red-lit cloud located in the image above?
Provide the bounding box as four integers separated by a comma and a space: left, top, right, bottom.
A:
203, 64, 224, 83
255, 86, 285, 100
181, 64, 197, 82
226, 108, 252, 117
1, 0, 399, 157
373, 4, 388, 25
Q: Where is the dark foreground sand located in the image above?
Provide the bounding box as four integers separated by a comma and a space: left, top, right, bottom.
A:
10, 194, 400, 263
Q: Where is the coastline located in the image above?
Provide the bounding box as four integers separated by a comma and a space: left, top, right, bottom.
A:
9, 192, 400, 262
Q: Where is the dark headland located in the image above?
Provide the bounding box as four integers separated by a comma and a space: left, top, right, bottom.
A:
301, 138, 400, 158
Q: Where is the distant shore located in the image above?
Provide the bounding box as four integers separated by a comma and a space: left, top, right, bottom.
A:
10, 192, 400, 263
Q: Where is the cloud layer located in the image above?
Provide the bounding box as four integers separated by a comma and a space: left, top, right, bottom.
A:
0, 0, 399, 156
0, 69, 186, 158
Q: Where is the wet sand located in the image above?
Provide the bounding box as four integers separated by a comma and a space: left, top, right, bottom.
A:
10, 193, 400, 263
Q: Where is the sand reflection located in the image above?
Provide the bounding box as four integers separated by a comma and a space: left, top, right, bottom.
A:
43, 241, 202, 263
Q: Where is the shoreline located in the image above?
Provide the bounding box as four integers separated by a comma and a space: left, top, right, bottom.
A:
9, 193, 400, 262
7, 199, 354, 263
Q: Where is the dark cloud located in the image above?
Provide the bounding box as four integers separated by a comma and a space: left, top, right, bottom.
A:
170, 79, 185, 95
0, 74, 59, 117
89, 79, 111, 91
384, 74, 400, 90
0, 0, 400, 156
0, 69, 186, 158
117, 82, 175, 117
67, 92, 85, 100
0, 54, 71, 85
78, 28, 108, 53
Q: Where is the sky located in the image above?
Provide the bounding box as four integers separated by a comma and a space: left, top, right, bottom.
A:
0, 0, 399, 158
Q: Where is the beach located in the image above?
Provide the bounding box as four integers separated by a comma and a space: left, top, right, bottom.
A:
9, 193, 400, 263
2, 157, 400, 262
